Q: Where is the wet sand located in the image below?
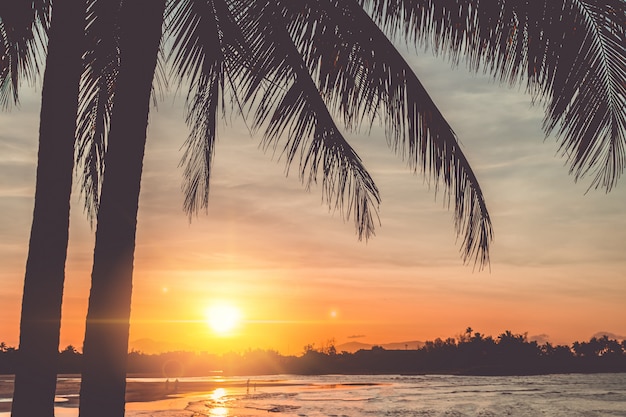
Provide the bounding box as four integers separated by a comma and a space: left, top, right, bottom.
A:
0, 375, 301, 413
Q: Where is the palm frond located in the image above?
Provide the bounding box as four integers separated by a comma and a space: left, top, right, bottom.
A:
283, 0, 492, 268
362, 0, 626, 191
166, 0, 248, 215
75, 0, 122, 221
234, 1, 381, 239
546, 1, 626, 191
151, 44, 169, 105
0, 0, 48, 108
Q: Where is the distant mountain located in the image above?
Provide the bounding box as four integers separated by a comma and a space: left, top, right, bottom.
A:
336, 341, 372, 353
337, 340, 424, 353
592, 331, 626, 341
383, 341, 425, 351
529, 334, 551, 344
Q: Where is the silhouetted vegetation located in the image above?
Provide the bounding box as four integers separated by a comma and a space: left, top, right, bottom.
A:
1, 330, 624, 376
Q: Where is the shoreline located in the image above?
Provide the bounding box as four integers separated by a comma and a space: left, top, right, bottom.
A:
0, 375, 307, 413
2, 371, 624, 413
1, 373, 624, 416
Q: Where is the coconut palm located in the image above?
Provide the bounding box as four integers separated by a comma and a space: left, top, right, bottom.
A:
77, 2, 623, 417
78, 0, 165, 415
1, 1, 85, 416
77, 1, 492, 415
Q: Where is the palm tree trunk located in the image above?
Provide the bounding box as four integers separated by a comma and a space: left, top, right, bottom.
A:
11, 1, 83, 416
78, 0, 164, 416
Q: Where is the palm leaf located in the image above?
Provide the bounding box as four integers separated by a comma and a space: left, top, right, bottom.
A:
75, 0, 122, 221
362, 0, 626, 191
283, 0, 492, 267
166, 0, 249, 215
234, 1, 382, 239
0, 0, 48, 108
545, 1, 625, 191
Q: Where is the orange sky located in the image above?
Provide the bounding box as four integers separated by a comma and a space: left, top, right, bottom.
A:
1, 51, 625, 355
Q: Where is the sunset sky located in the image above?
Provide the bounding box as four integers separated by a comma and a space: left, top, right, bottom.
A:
1, 46, 625, 356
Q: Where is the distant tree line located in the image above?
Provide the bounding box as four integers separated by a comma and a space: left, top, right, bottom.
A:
1, 330, 625, 376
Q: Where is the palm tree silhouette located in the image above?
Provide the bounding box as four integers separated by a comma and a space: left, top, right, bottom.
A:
2, 2, 84, 416
78, 0, 165, 415
79, 2, 494, 412
78, 2, 624, 416
3, 1, 624, 416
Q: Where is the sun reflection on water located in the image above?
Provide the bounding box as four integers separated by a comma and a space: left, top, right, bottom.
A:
209, 406, 228, 417
207, 387, 230, 417
211, 387, 227, 401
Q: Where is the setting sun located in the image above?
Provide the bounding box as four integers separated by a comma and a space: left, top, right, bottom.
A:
204, 303, 242, 335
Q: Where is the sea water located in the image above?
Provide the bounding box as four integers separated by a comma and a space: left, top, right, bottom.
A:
2, 373, 626, 417
182, 373, 626, 417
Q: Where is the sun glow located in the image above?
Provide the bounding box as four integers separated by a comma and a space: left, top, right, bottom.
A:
204, 303, 242, 335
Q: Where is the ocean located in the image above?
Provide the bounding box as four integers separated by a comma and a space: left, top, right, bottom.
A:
3, 373, 626, 416
192, 373, 626, 417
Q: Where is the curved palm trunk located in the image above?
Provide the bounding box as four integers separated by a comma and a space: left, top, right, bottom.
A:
78, 0, 164, 416
11, 2, 83, 416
